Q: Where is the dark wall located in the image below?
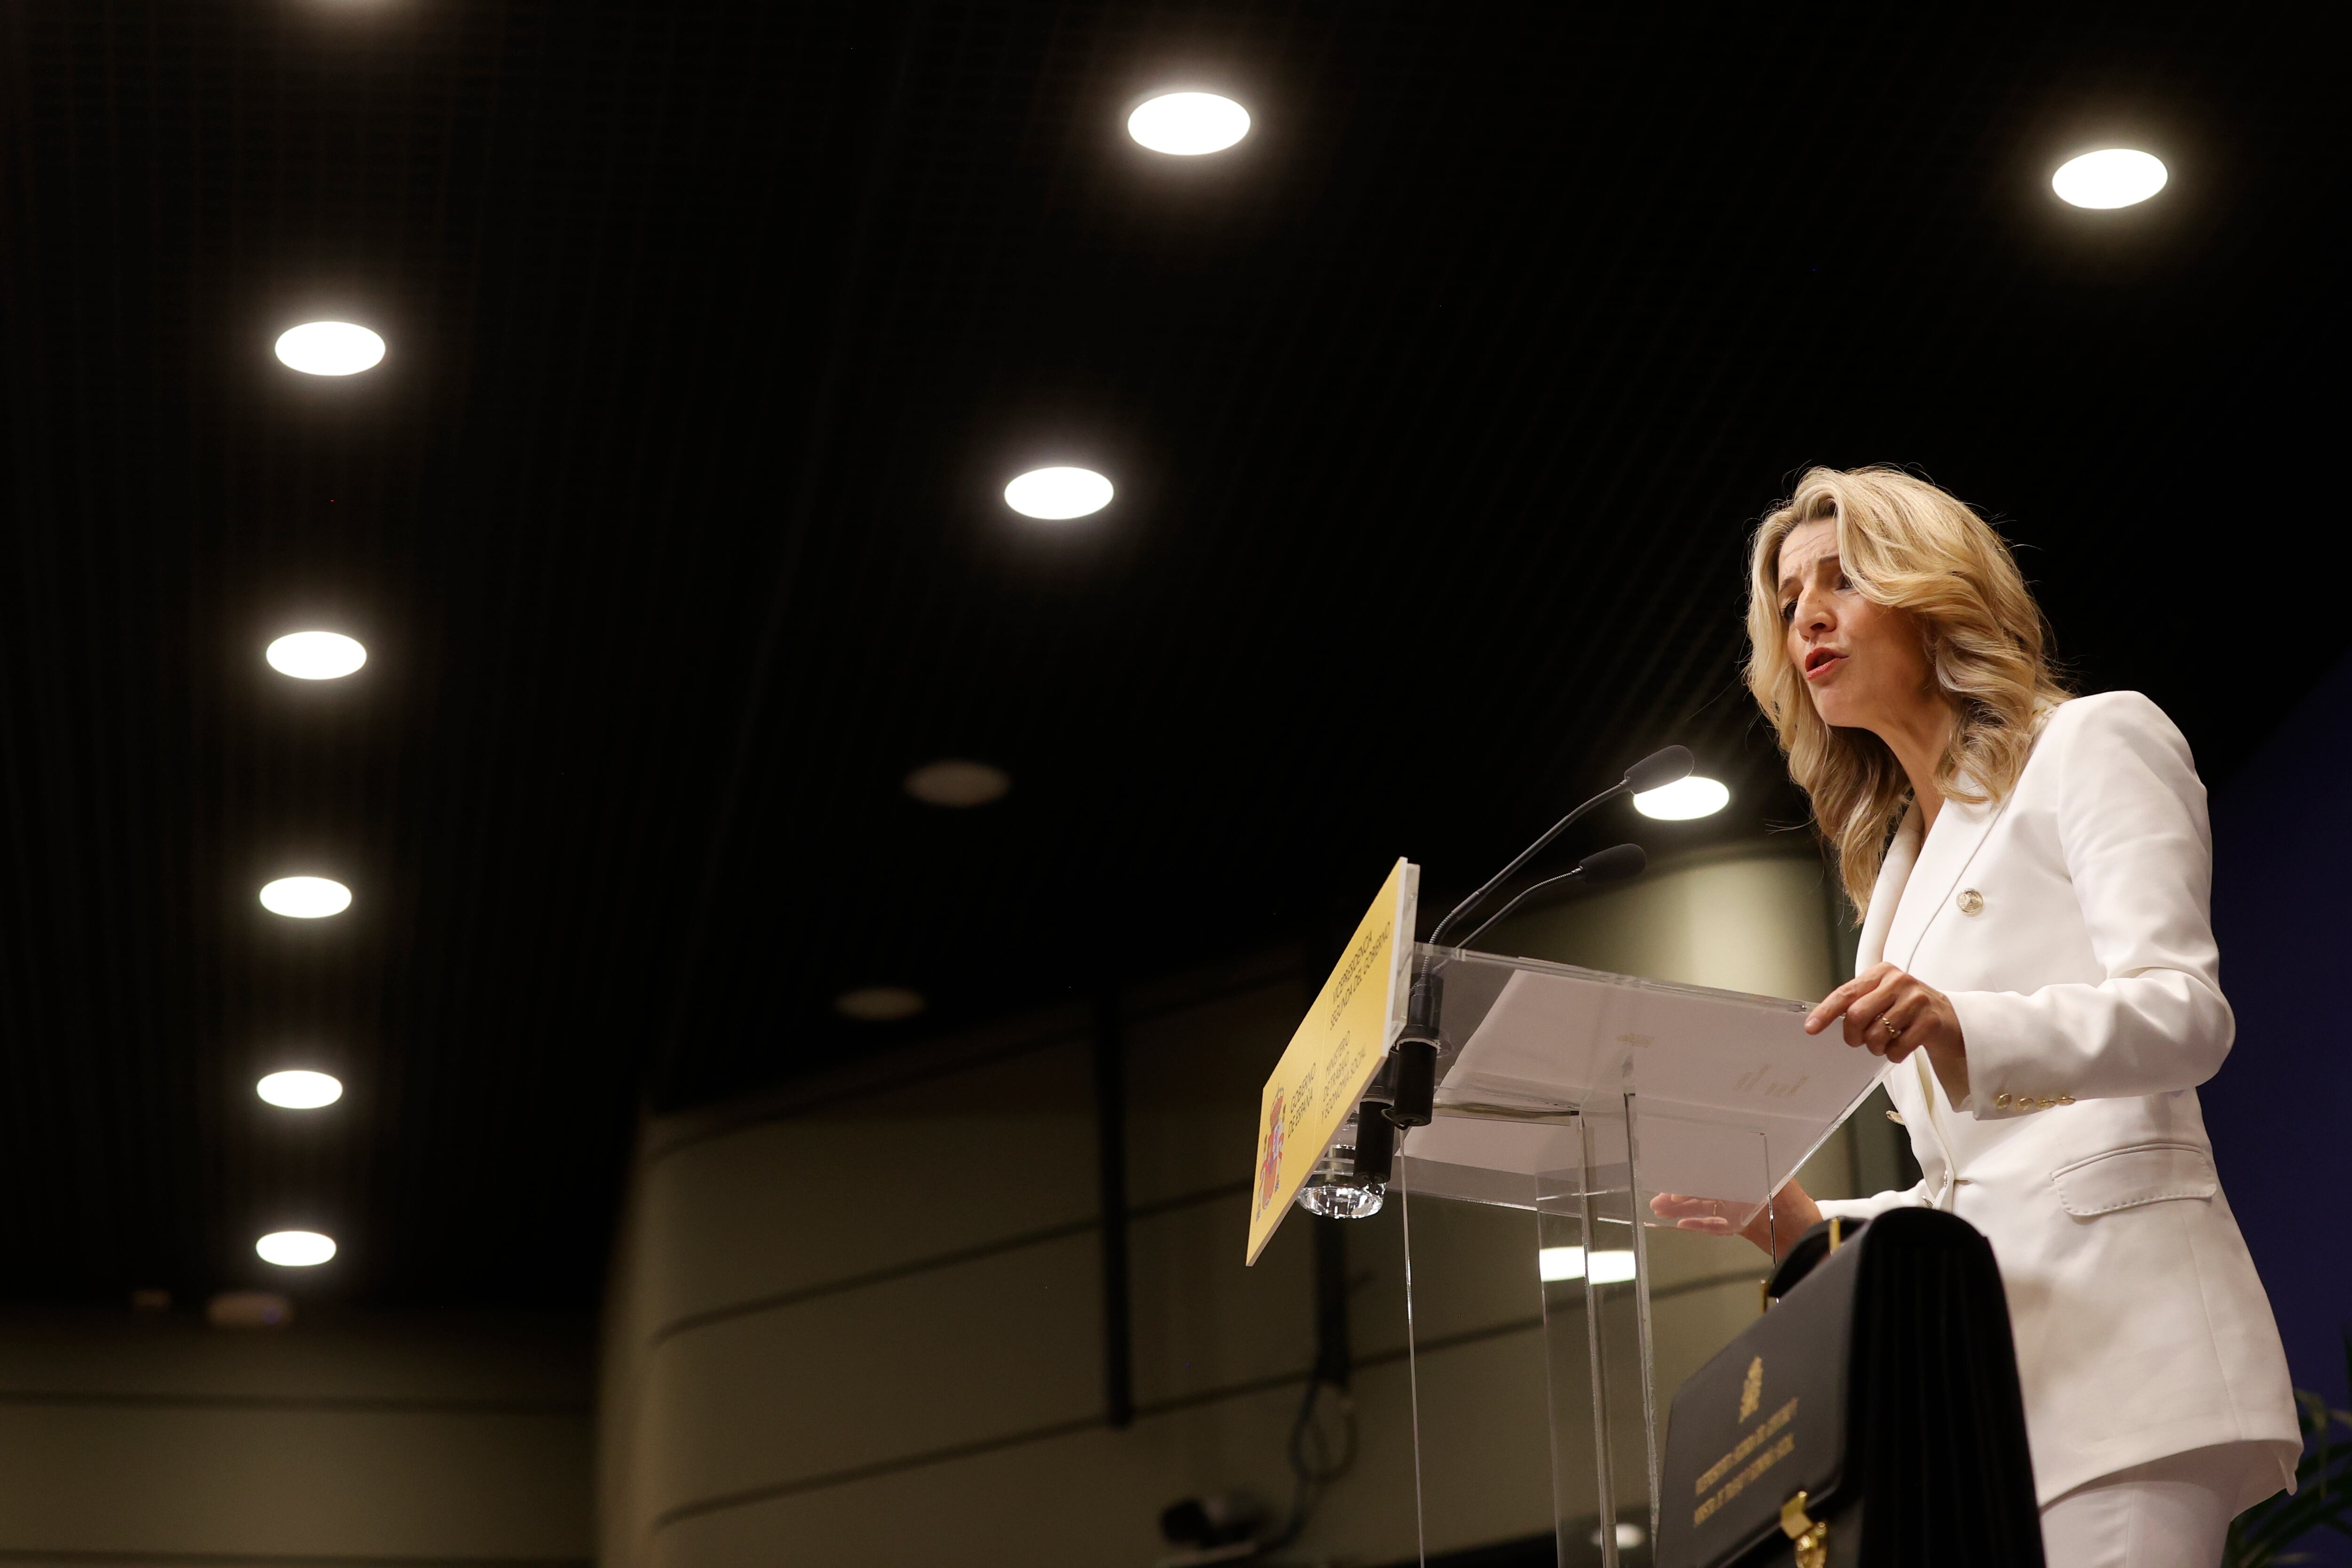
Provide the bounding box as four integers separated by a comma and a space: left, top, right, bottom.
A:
2207, 649, 2352, 1412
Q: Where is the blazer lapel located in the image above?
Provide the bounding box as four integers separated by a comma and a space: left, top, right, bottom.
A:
1855, 804, 1924, 971
1853, 800, 1960, 1190
1884, 789, 2011, 972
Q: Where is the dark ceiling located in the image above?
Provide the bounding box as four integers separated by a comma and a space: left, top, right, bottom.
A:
0, 1, 2341, 1306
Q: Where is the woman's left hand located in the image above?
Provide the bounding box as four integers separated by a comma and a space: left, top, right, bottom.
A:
1807, 962, 1969, 1101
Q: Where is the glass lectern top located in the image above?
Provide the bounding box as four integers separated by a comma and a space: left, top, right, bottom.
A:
1396, 941, 1884, 1221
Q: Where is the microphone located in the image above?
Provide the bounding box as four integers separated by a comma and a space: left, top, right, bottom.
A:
1569, 839, 1650, 883
1363, 844, 1652, 1155
1453, 842, 1647, 951
1624, 744, 1695, 794
1427, 745, 1690, 947
1350, 748, 1687, 1189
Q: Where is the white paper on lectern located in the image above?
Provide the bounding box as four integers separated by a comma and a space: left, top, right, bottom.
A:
1399, 965, 1886, 1211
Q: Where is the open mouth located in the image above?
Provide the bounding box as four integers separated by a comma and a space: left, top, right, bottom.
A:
1804, 648, 1844, 679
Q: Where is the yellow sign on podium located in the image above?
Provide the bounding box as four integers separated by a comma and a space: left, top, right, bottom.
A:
1246, 857, 1419, 1265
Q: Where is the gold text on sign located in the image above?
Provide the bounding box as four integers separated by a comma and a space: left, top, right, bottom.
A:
1695, 1396, 1798, 1496
1694, 1431, 1797, 1526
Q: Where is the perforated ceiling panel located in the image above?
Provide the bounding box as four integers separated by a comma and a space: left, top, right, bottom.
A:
0, 1, 2339, 1303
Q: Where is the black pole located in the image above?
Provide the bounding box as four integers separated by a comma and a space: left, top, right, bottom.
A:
1094, 989, 1135, 1429
1312, 1215, 1351, 1389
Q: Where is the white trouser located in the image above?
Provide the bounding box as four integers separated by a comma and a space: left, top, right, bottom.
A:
2039, 1443, 2268, 1568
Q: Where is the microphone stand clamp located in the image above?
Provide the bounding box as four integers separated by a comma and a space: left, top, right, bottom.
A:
1385, 967, 1443, 1130
1350, 965, 1442, 1186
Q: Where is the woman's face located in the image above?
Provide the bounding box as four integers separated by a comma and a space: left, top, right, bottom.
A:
1776, 519, 1934, 733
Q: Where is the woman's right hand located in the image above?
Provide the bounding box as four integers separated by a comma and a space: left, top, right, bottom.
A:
1650, 1180, 1822, 1260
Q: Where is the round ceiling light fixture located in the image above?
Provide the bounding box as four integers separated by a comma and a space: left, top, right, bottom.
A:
260, 876, 352, 919
834, 986, 926, 1023
266, 630, 367, 680
274, 321, 386, 376
257, 1069, 343, 1109
1003, 466, 1112, 520
2051, 148, 2168, 209
1633, 776, 1731, 821
1127, 91, 1251, 156
255, 1230, 337, 1267
904, 759, 1011, 808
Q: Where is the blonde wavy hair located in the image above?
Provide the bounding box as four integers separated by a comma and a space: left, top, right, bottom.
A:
1745, 467, 2070, 916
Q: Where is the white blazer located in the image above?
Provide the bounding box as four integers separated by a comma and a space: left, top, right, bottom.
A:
1814, 691, 2299, 1509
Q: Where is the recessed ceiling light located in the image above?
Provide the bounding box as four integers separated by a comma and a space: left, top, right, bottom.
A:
2052, 149, 2168, 209
256, 1230, 336, 1267
834, 986, 926, 1023
266, 630, 367, 680
1127, 92, 1251, 156
1633, 776, 1730, 821
1004, 466, 1112, 520
257, 1070, 343, 1109
904, 759, 1011, 808
260, 876, 352, 918
274, 321, 386, 376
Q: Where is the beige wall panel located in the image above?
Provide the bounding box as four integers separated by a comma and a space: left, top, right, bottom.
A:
639, 1042, 1098, 1328
0, 1307, 590, 1563
1126, 981, 1305, 1207
616, 1120, 1809, 1561
1131, 1189, 1533, 1378
1371, 1192, 1540, 1350
1128, 1183, 1518, 1400
604, 1216, 656, 1568
1496, 850, 1841, 1001
636, 1232, 1104, 1520
1386, 1329, 1557, 1552
1352, 1191, 1773, 1357
1640, 1221, 1772, 1294
1130, 1187, 1547, 1413
644, 1332, 1555, 1568
1651, 1278, 1772, 1403
0, 1404, 588, 1560
1128, 1190, 1318, 1408
0, 1307, 587, 1403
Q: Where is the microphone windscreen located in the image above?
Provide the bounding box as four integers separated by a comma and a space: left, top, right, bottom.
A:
1575, 842, 1647, 885
1623, 744, 1694, 793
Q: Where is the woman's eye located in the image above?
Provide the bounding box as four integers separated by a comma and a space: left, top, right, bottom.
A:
1779, 599, 1796, 622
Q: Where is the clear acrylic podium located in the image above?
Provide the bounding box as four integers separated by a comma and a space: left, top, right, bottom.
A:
1371, 941, 1884, 1566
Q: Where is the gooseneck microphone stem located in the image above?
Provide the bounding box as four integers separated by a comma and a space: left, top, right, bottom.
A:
1454, 842, 1647, 951
1425, 745, 1689, 948
1455, 864, 1592, 955
1353, 747, 1688, 1175
1426, 785, 1625, 947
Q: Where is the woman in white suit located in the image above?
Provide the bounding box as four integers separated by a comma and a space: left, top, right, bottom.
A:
1666, 467, 2299, 1566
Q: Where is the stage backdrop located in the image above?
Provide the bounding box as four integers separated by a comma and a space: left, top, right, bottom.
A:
2208, 649, 2352, 1422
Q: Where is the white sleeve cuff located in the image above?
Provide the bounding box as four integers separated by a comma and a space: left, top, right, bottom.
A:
1815, 1183, 1930, 1222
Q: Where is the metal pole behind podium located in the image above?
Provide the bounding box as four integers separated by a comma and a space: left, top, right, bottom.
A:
1093, 989, 1134, 1429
